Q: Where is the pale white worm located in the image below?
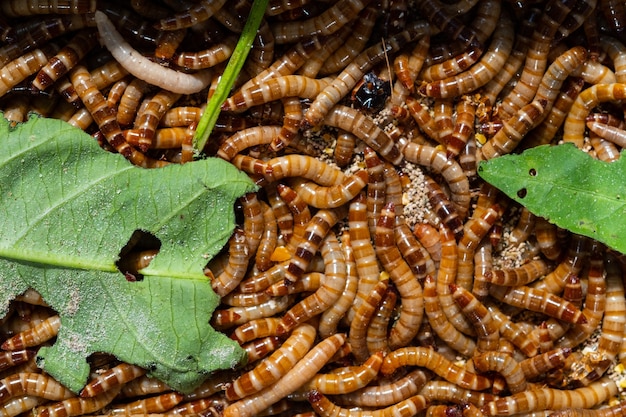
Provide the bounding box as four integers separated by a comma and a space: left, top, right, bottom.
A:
94, 11, 212, 94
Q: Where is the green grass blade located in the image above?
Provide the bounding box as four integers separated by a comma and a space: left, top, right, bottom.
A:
193, 0, 270, 154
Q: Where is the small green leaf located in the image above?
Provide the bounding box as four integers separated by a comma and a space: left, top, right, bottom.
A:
193, 0, 270, 153
0, 115, 257, 393
478, 143, 626, 254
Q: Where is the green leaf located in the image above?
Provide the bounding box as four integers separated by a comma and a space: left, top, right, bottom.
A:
193, 0, 270, 154
0, 115, 256, 393
478, 143, 626, 254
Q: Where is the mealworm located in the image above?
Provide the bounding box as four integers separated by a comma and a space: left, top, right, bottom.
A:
272, 0, 372, 44
126, 89, 181, 152
289, 171, 369, 209
404, 96, 441, 144
323, 105, 403, 164
0, 395, 46, 417
278, 232, 347, 334
211, 228, 250, 297
488, 284, 587, 325
348, 193, 381, 322
482, 376, 617, 416
381, 347, 491, 391
37, 386, 121, 417
519, 347, 572, 380
211, 295, 293, 329
32, 29, 98, 91
0, 372, 75, 404
484, 258, 551, 287
304, 19, 429, 127
0, 0, 96, 17
223, 333, 346, 417
229, 317, 281, 344
0, 43, 60, 97
80, 363, 146, 397
486, 302, 539, 358
1, 314, 60, 350
531, 234, 588, 294
496, 0, 573, 120
533, 274, 583, 344
225, 322, 316, 400
276, 183, 311, 247
413, 223, 442, 263
366, 288, 396, 355
318, 5, 378, 75
154, 0, 226, 30
418, 10, 513, 98
108, 391, 184, 414
300, 351, 383, 395
563, 83, 626, 148
375, 202, 424, 349
222, 75, 332, 113
308, 389, 429, 417
349, 279, 389, 363
241, 192, 264, 259
0, 350, 35, 372
549, 399, 626, 417
425, 176, 464, 241
474, 351, 527, 394
450, 284, 499, 353
395, 221, 430, 280
319, 233, 358, 338
420, 39, 486, 83
586, 120, 626, 148
69, 65, 165, 168
95, 11, 212, 95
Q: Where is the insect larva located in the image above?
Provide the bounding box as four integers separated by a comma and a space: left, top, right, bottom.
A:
486, 302, 539, 358
32, 29, 98, 92
38, 386, 121, 417
300, 351, 383, 395
474, 351, 527, 394
375, 202, 424, 349
405, 96, 441, 144
366, 288, 396, 355
126, 89, 181, 152
332, 131, 356, 168
0, 372, 75, 404
116, 78, 150, 127
243, 335, 283, 363
212, 295, 293, 329
563, 83, 626, 148
2, 314, 60, 350
519, 347, 571, 380
159, 106, 203, 128
586, 120, 626, 148
225, 322, 316, 400
0, 0, 96, 17
481, 376, 617, 416
425, 176, 464, 241
155, 0, 226, 30
0, 394, 46, 417
169, 395, 226, 415
240, 192, 264, 259
348, 193, 381, 322
0, 350, 35, 372
264, 154, 346, 185
95, 11, 212, 95
221, 290, 272, 307
319, 233, 358, 338
80, 363, 146, 397
381, 347, 491, 391
488, 284, 587, 325
484, 258, 551, 287
278, 232, 347, 334
602, 35, 626, 83
413, 223, 442, 262
418, 11, 513, 98
108, 391, 184, 414
272, 0, 372, 44
450, 284, 499, 353
70, 65, 157, 167
308, 389, 429, 417
0, 43, 60, 97
395, 222, 430, 280
289, 171, 369, 209
549, 400, 626, 417
211, 228, 250, 297
419, 39, 485, 83
230, 317, 282, 344
217, 126, 281, 161
304, 19, 429, 127
532, 234, 588, 294
317, 105, 403, 164
349, 279, 389, 363
400, 141, 470, 218
276, 183, 311, 247
223, 333, 346, 417
255, 201, 278, 272
273, 96, 303, 150
318, 5, 378, 75
534, 216, 561, 260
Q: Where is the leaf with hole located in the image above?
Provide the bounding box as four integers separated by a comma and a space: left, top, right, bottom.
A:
0, 115, 256, 393
478, 143, 626, 254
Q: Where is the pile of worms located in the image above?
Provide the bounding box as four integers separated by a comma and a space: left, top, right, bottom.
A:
2, 0, 626, 416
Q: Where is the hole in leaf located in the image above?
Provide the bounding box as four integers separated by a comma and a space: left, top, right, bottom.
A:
116, 230, 161, 282
517, 188, 527, 199
529, 168, 537, 176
